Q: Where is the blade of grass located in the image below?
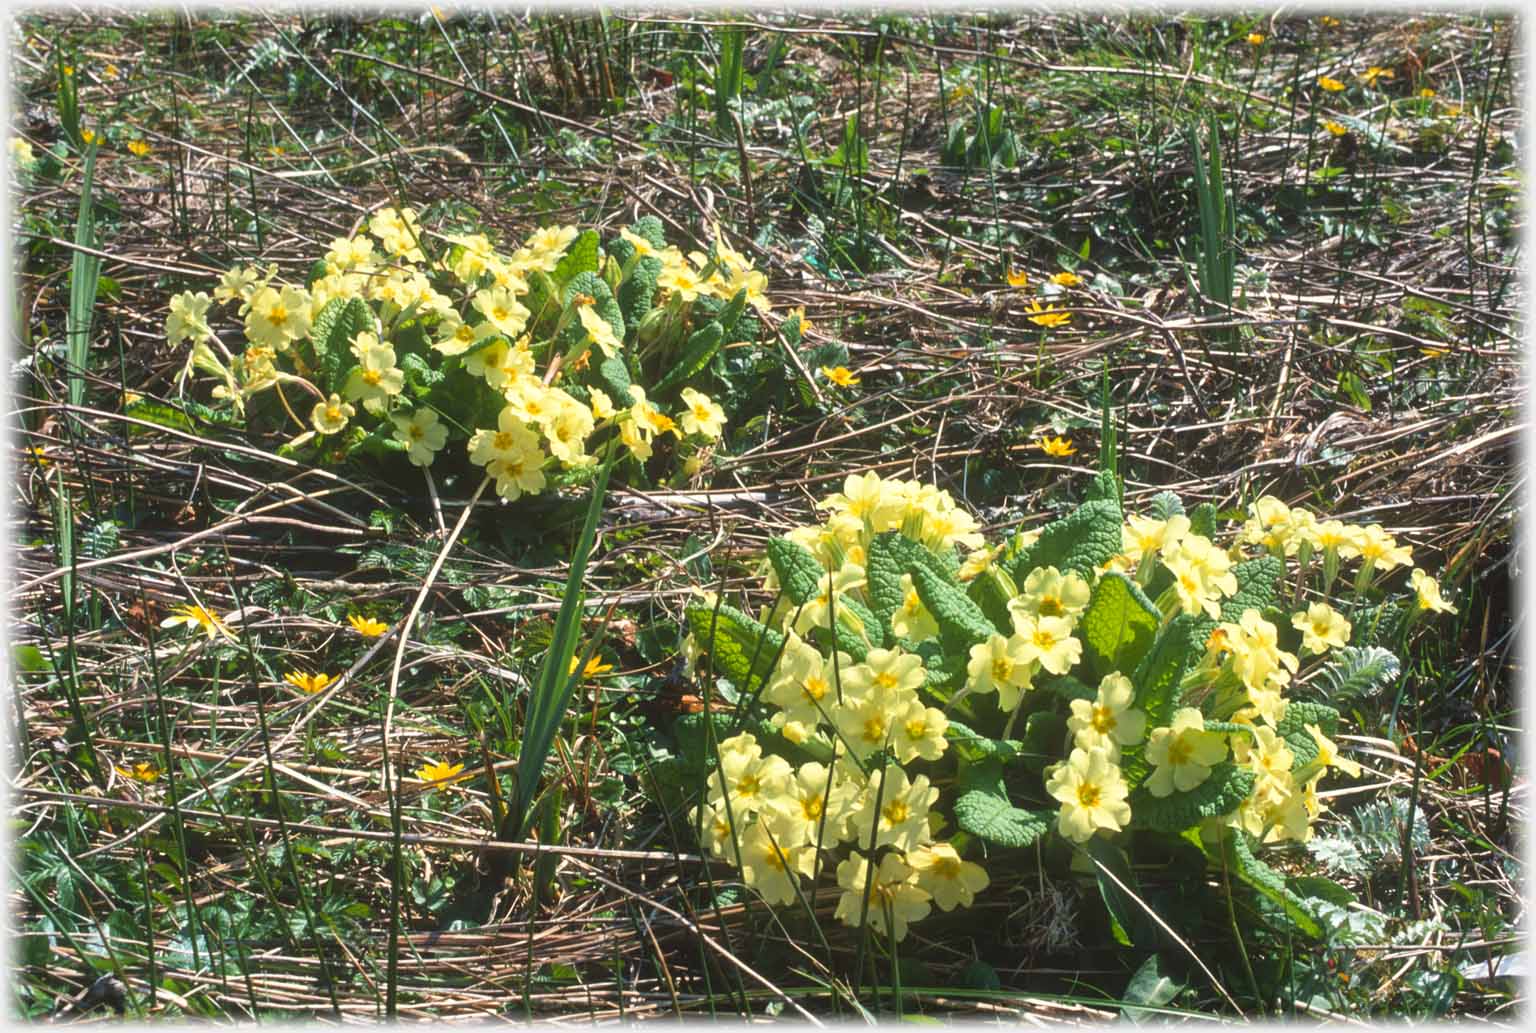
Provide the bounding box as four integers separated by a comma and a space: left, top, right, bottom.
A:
503, 441, 616, 845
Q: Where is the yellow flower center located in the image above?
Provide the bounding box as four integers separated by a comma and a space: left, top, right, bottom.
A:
1167, 738, 1193, 766
493, 305, 510, 322
1077, 783, 1102, 808
861, 715, 887, 744
325, 405, 342, 422
735, 773, 761, 798
1032, 628, 1057, 650
802, 797, 824, 820
268, 304, 288, 325
991, 657, 1013, 682
801, 675, 829, 702
905, 716, 929, 740
882, 799, 910, 825
875, 671, 899, 692
1090, 705, 1116, 735
493, 431, 516, 450
408, 425, 424, 440
455, 324, 476, 342
1038, 595, 1065, 617
363, 369, 383, 386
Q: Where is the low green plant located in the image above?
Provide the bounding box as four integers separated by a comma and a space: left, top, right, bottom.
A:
167, 209, 776, 496
681, 468, 1459, 945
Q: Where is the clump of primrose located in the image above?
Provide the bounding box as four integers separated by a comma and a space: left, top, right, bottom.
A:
167, 209, 773, 498
682, 471, 1453, 942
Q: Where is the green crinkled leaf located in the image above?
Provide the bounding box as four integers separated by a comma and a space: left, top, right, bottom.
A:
1147, 491, 1185, 521
1039, 673, 1097, 701
1011, 499, 1124, 582
864, 531, 912, 635
653, 320, 725, 395
1080, 573, 1161, 681
944, 720, 1025, 763
563, 272, 625, 350
1187, 502, 1217, 539
1129, 762, 1254, 831
1084, 468, 1120, 504
399, 351, 443, 393
552, 228, 600, 282
125, 400, 194, 434
1084, 837, 1141, 947
712, 286, 749, 338
953, 758, 1052, 848
596, 354, 632, 402
767, 537, 824, 607
1277, 700, 1341, 771
1020, 710, 1067, 772
616, 254, 661, 331
522, 270, 561, 335
310, 296, 372, 394
1132, 613, 1214, 729
1218, 555, 1284, 623
911, 564, 998, 648
1226, 831, 1323, 939
685, 603, 784, 696
967, 564, 1018, 638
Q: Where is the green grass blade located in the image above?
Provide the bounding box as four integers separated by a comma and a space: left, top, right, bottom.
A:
504, 442, 616, 843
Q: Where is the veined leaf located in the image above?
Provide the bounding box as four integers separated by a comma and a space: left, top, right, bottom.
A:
1010, 499, 1124, 582
953, 758, 1052, 848
1129, 762, 1253, 831
1080, 573, 1160, 681
1218, 555, 1284, 623
686, 603, 785, 696
911, 565, 998, 648
766, 537, 824, 607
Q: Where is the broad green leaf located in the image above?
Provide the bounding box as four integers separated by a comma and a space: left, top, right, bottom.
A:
1132, 613, 1214, 729
766, 537, 824, 607
686, 603, 785, 696
1121, 954, 1184, 1023
952, 758, 1052, 848
1218, 555, 1284, 623
944, 720, 1025, 764
1084, 837, 1140, 947
653, 320, 725, 395
1187, 502, 1217, 539
1128, 762, 1254, 831
1010, 499, 1123, 582
1225, 831, 1322, 938
1079, 573, 1160, 681
309, 296, 372, 394
552, 228, 600, 282
1277, 700, 1341, 770
910, 565, 998, 648
14, 644, 51, 675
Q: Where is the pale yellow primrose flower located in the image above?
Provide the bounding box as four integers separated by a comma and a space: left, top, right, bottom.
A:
1291, 601, 1351, 655
833, 853, 931, 942
907, 842, 989, 911
1410, 568, 1457, 613
1045, 746, 1131, 843
1144, 708, 1229, 797
1067, 672, 1147, 752
965, 632, 1038, 712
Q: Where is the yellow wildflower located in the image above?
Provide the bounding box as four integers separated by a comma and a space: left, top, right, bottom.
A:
348, 614, 389, 637
820, 365, 860, 388
1050, 271, 1083, 287
161, 603, 235, 641
127, 139, 151, 157
1006, 267, 1029, 288
284, 671, 334, 694
1317, 76, 1346, 92
1322, 120, 1348, 136
1246, 33, 1264, 46
415, 758, 466, 783
118, 761, 160, 783
1024, 299, 1071, 327
568, 654, 615, 678
1360, 66, 1395, 87
1037, 434, 1076, 457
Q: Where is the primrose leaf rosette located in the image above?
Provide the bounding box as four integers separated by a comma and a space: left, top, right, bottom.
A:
166, 209, 775, 498
682, 472, 1452, 942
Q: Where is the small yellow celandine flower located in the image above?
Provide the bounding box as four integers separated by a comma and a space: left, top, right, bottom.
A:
1409, 568, 1457, 614
1322, 120, 1348, 136
907, 842, 989, 911
1291, 601, 1351, 655
568, 654, 614, 678
1360, 66, 1395, 87
415, 758, 465, 783
1006, 267, 1029, 288
1319, 15, 1340, 27
284, 671, 334, 694
348, 614, 389, 637
1024, 299, 1071, 328
118, 761, 161, 783
1246, 32, 1264, 45
127, 139, 151, 157
1144, 708, 1229, 797
1317, 76, 1346, 92
1050, 271, 1083, 287
80, 128, 97, 145
1037, 434, 1076, 457
787, 306, 812, 335
161, 603, 235, 641
311, 393, 355, 436
1419, 87, 1436, 98
1045, 746, 1132, 843
103, 63, 119, 78
820, 365, 859, 388
678, 387, 726, 440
